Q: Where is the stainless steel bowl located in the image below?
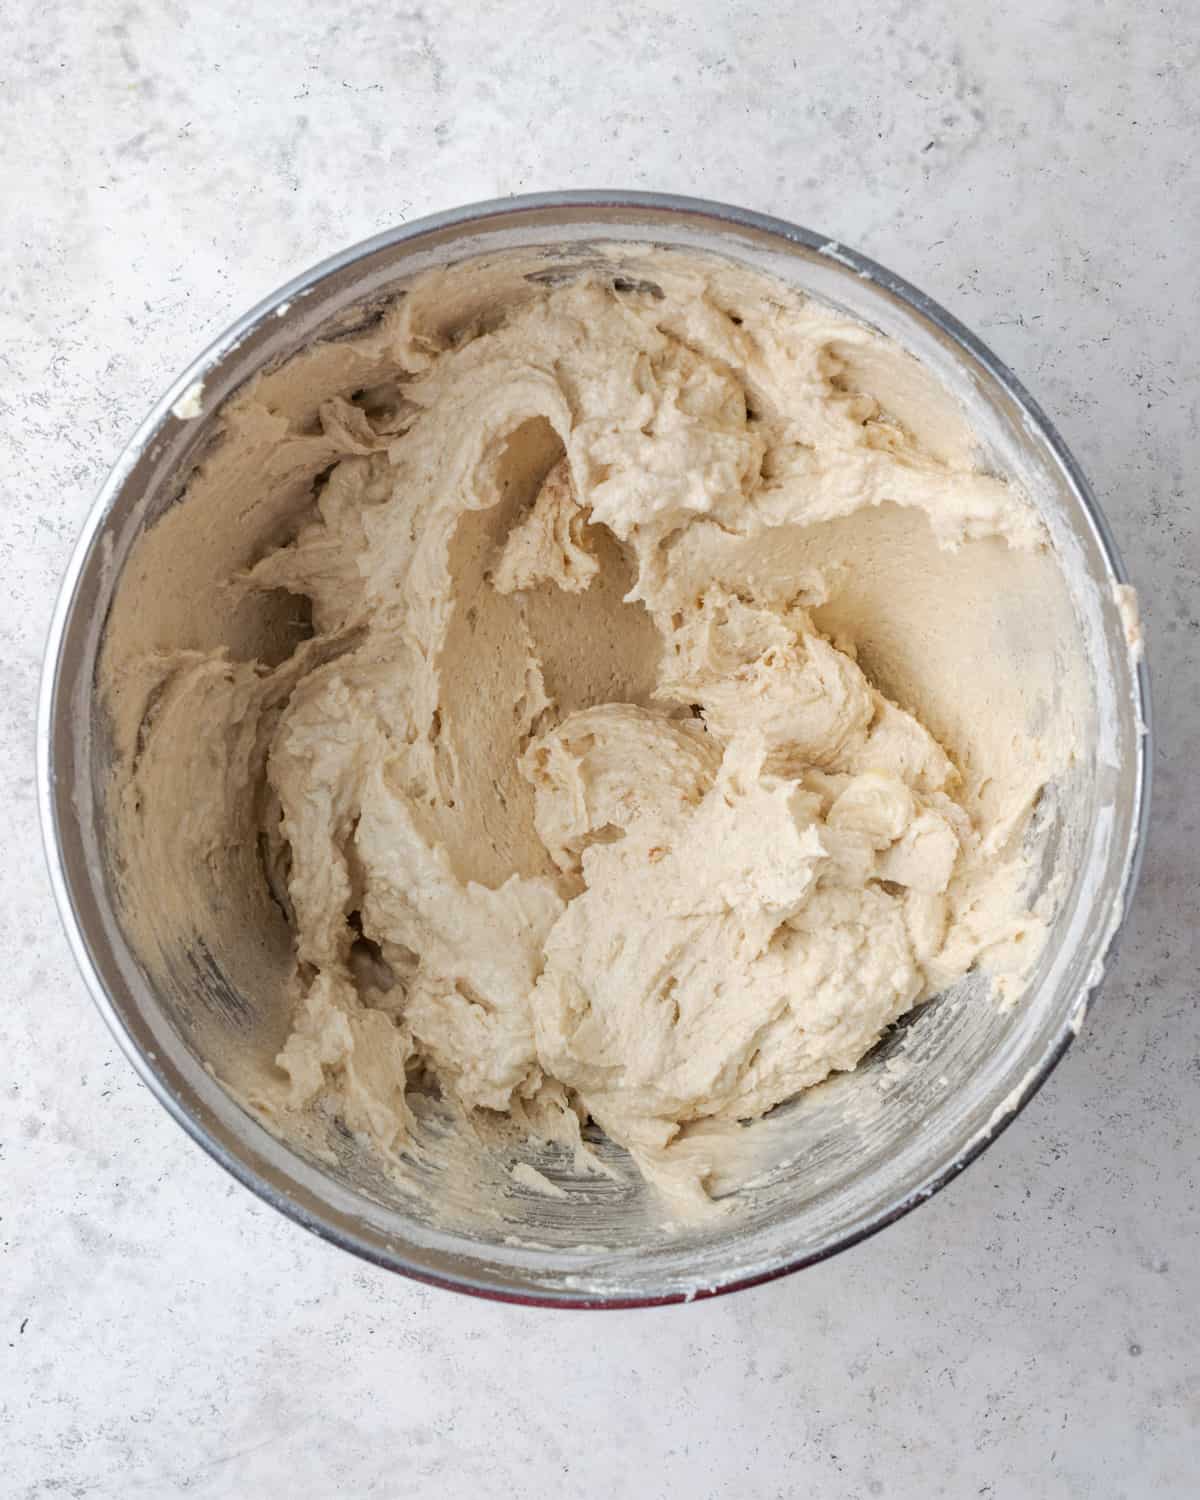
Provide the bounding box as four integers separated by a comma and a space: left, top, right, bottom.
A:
37, 192, 1150, 1306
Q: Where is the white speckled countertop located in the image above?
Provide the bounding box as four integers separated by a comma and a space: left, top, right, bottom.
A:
3, 3, 1197, 1495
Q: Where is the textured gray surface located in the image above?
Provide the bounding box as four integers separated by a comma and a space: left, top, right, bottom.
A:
2, 3, 1197, 1496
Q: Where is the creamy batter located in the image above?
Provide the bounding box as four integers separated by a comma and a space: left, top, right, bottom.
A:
103, 251, 1076, 1213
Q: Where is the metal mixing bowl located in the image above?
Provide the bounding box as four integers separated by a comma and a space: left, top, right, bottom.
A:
37, 192, 1150, 1306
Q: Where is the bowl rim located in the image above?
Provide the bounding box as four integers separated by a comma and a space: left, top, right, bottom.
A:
36, 189, 1153, 1308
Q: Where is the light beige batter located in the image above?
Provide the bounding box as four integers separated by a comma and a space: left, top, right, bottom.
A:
103, 251, 1075, 1213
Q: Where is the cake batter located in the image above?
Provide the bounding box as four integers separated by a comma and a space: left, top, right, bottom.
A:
104, 253, 1069, 1211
